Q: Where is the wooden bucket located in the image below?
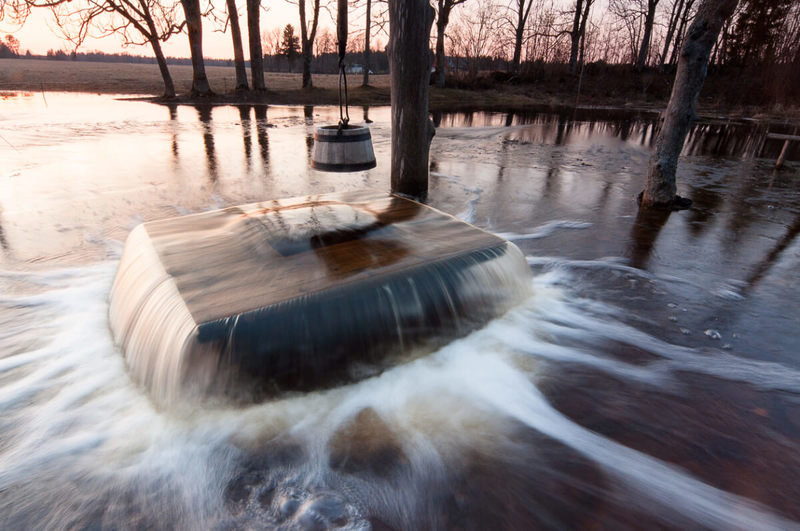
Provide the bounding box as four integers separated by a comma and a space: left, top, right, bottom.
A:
312, 124, 377, 172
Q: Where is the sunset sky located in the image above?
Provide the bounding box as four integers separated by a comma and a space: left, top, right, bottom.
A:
1, 4, 354, 59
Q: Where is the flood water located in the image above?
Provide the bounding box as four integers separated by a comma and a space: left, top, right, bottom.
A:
1, 92, 799, 529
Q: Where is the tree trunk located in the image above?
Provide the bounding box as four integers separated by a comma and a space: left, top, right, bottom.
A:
578, 0, 591, 61
180, 0, 213, 96
434, 9, 448, 88
568, 0, 584, 75
389, 0, 436, 200
641, 0, 739, 208
510, 0, 533, 74
150, 37, 176, 98
140, 9, 175, 98
669, 0, 694, 65
635, 0, 659, 71
299, 0, 320, 89
226, 0, 249, 90
247, 0, 266, 90
363, 0, 372, 86
511, 25, 524, 73
660, 0, 685, 67
302, 42, 313, 88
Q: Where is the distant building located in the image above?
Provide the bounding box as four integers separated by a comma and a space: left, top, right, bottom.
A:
345, 64, 374, 75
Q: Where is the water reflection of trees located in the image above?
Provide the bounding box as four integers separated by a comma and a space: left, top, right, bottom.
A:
195, 105, 217, 181
745, 212, 800, 291
686, 181, 724, 238
0, 206, 9, 254
166, 103, 179, 160
627, 207, 671, 269
434, 110, 791, 161
239, 105, 253, 170
254, 106, 270, 171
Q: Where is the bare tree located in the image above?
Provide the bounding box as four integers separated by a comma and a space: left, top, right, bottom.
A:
609, 0, 645, 63
179, 0, 212, 95
450, 0, 498, 79
434, 0, 468, 87
635, 0, 660, 70
659, 0, 687, 66
315, 27, 334, 54
288, 0, 322, 88
43, 0, 183, 97
224, 0, 248, 90
668, 0, 695, 64
502, 0, 535, 73
521, 0, 560, 64
346, 30, 364, 53
247, 0, 265, 90
362, 0, 372, 86
568, 0, 593, 74
388, 0, 435, 199
641, 0, 739, 208
262, 25, 282, 55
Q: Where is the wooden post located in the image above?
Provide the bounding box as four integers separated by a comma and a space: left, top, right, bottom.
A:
775, 140, 789, 169
388, 0, 436, 200
762, 133, 797, 169
776, 140, 790, 169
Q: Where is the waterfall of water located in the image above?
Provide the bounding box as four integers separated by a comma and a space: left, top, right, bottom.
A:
109, 192, 533, 405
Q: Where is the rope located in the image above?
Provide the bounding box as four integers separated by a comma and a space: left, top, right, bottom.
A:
338, 61, 350, 128
337, 0, 350, 129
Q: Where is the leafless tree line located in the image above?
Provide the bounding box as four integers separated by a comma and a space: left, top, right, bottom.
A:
2, 0, 798, 98
439, 0, 798, 81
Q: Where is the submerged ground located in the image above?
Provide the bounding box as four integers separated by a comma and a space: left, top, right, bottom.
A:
0, 92, 799, 529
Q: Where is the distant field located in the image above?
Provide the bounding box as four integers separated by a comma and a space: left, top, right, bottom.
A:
0, 57, 536, 109
3, 57, 792, 118
0, 58, 390, 96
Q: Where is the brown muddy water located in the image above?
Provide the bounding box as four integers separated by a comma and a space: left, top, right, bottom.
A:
1, 92, 799, 529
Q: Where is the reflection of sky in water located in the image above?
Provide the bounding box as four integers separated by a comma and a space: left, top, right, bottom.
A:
1, 92, 800, 528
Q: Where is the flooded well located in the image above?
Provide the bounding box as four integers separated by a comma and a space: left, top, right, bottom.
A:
1, 92, 799, 529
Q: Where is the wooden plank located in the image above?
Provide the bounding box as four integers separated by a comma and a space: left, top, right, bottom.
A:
143, 191, 505, 324
766, 133, 800, 141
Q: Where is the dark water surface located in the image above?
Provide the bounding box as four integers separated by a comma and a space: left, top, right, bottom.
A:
1, 92, 799, 529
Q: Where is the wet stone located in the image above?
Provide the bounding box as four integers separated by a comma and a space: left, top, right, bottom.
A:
294, 496, 349, 530
257, 487, 274, 509
328, 407, 409, 478
278, 497, 301, 519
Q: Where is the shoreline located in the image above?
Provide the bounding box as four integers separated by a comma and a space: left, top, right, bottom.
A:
2, 57, 798, 122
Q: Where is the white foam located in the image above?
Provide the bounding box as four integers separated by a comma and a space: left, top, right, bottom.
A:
0, 260, 796, 528
496, 220, 593, 241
